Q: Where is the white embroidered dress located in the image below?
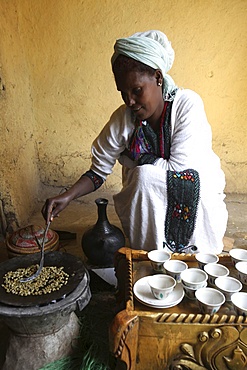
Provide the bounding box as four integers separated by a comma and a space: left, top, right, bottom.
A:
90, 89, 228, 253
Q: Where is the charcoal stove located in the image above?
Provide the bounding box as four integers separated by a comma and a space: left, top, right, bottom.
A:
0, 251, 91, 370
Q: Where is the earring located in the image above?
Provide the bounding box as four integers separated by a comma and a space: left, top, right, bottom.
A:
158, 82, 162, 86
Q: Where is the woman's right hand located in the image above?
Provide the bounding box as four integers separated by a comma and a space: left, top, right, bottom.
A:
42, 193, 71, 224
41, 175, 96, 224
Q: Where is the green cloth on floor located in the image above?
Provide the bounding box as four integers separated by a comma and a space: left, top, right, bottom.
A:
39, 348, 108, 370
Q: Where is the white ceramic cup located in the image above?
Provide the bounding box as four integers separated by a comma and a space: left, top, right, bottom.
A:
148, 274, 176, 300
182, 281, 207, 300
163, 260, 188, 283
195, 253, 219, 270
180, 268, 208, 289
204, 263, 229, 287
231, 292, 247, 316
148, 250, 171, 272
215, 276, 242, 301
235, 261, 247, 285
229, 248, 247, 266
195, 287, 225, 315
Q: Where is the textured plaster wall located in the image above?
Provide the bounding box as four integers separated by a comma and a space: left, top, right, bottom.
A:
0, 0, 247, 229
0, 1, 40, 231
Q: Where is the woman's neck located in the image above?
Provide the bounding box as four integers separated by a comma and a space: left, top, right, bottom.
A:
147, 101, 165, 131
148, 120, 160, 132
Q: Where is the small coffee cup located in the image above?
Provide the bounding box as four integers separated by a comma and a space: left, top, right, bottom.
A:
148, 250, 171, 272
181, 268, 208, 289
231, 292, 247, 316
182, 281, 207, 300
163, 260, 188, 283
204, 263, 229, 287
148, 274, 176, 300
235, 261, 247, 285
215, 276, 242, 301
229, 248, 247, 266
195, 287, 225, 315
195, 253, 219, 270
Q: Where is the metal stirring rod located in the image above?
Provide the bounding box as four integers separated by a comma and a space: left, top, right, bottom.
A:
20, 221, 51, 283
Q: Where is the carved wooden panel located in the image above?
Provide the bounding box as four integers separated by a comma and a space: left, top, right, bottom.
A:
110, 248, 247, 370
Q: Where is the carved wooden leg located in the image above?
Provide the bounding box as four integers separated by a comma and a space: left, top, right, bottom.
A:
109, 310, 139, 370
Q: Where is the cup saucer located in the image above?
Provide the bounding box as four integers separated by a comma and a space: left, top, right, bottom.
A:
133, 275, 184, 308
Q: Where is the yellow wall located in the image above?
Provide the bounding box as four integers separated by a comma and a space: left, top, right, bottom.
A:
0, 1, 40, 230
1, 0, 247, 229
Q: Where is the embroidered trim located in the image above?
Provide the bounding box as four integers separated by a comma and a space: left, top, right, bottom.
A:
165, 169, 200, 253
81, 170, 104, 191
163, 87, 179, 102
162, 100, 172, 160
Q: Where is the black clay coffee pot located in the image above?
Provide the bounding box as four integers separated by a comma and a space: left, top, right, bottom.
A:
81, 198, 125, 267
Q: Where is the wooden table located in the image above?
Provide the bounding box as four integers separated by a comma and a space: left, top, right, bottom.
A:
109, 247, 247, 370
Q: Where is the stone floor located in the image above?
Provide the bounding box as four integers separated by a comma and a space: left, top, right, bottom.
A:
0, 190, 247, 369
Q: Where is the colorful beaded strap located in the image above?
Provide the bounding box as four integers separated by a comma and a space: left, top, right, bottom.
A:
165, 169, 200, 253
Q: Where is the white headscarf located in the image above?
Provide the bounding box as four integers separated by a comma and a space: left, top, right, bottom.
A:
111, 30, 177, 98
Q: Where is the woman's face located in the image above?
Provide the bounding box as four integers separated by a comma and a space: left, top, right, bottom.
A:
114, 70, 164, 126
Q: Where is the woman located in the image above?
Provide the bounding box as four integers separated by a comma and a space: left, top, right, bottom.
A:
42, 30, 228, 254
